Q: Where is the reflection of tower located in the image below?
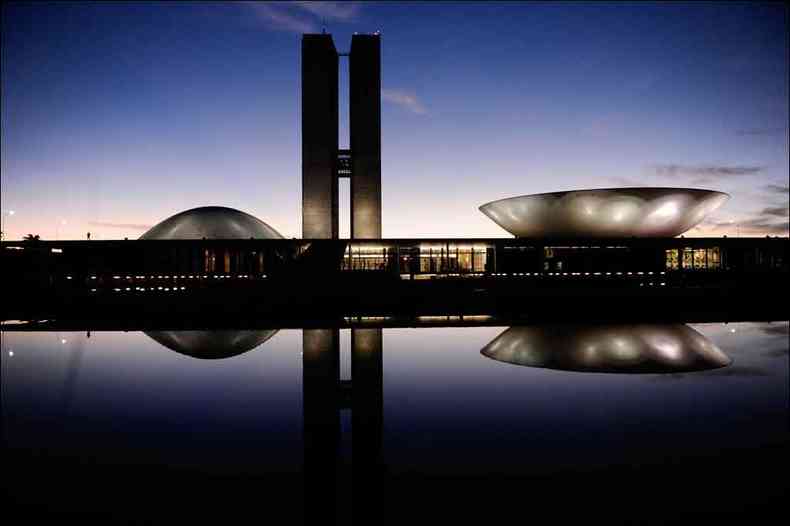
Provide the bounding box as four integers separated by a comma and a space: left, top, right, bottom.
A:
302, 33, 382, 239
302, 329, 341, 521
302, 328, 384, 522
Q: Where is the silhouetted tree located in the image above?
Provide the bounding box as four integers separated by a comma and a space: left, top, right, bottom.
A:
23, 234, 41, 242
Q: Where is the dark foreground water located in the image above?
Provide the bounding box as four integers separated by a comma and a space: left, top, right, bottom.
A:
2, 321, 788, 523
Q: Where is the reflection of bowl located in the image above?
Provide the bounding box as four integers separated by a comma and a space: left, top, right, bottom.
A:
481, 324, 730, 374
479, 188, 729, 237
145, 330, 279, 359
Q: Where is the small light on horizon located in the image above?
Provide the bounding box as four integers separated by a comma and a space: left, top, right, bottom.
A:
8, 350, 13, 357
8, 210, 15, 216
61, 338, 67, 344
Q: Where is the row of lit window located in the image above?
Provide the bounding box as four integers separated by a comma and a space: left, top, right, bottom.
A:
84, 274, 267, 280
400, 271, 667, 279
90, 286, 189, 293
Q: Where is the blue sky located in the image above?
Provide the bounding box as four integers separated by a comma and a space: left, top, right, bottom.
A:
1, 1, 787, 239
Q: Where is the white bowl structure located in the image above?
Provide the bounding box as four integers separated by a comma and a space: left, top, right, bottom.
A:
481, 324, 731, 374
479, 188, 729, 238
140, 206, 283, 240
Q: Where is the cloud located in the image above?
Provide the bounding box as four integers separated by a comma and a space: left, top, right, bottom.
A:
711, 218, 789, 235
292, 1, 360, 21
738, 219, 790, 235
760, 206, 789, 218
89, 222, 151, 231
246, 2, 317, 33
244, 2, 360, 34
382, 89, 427, 115
651, 164, 763, 178
736, 127, 787, 136
647, 163, 765, 186
764, 184, 789, 195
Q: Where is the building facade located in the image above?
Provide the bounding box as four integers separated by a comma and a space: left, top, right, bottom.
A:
302, 33, 382, 240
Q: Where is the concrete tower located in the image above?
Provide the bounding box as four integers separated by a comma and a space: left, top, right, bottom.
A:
302, 34, 339, 239
349, 34, 382, 239
301, 33, 382, 239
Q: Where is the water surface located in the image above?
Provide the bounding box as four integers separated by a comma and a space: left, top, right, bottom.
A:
2, 321, 788, 522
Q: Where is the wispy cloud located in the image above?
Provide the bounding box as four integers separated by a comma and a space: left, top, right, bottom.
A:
760, 206, 789, 218
382, 89, 427, 115
738, 218, 790, 235
89, 221, 151, 231
292, 1, 360, 21
736, 126, 787, 136
243, 2, 360, 34
711, 218, 789, 236
764, 183, 789, 195
651, 164, 763, 178
648, 163, 763, 185
246, 2, 317, 33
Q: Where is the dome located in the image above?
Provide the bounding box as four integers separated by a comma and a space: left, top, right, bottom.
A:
481, 324, 731, 374
479, 188, 729, 238
144, 330, 279, 359
140, 206, 283, 240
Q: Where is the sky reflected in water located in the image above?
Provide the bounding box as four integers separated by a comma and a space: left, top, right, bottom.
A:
2, 321, 788, 479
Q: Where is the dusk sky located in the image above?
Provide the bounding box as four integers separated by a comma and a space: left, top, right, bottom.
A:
1, 1, 787, 240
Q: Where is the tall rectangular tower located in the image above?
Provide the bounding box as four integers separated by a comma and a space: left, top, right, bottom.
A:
301, 33, 381, 239
349, 34, 382, 239
302, 34, 339, 239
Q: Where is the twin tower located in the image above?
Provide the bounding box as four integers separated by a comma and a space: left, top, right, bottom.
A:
302, 33, 381, 240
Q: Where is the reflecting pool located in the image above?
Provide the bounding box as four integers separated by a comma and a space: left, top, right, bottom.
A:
2, 320, 788, 523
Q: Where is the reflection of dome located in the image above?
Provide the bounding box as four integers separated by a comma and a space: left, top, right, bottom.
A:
140, 206, 283, 240
145, 330, 279, 359
479, 188, 729, 238
481, 324, 730, 373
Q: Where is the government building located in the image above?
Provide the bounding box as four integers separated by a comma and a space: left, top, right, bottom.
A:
1, 33, 786, 319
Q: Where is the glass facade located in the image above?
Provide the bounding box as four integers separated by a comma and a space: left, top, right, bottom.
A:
6, 239, 783, 293
666, 246, 721, 270
666, 249, 679, 270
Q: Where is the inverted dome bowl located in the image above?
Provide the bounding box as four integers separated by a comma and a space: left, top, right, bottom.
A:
145, 330, 279, 359
141, 206, 283, 240
479, 188, 729, 238
481, 324, 731, 374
